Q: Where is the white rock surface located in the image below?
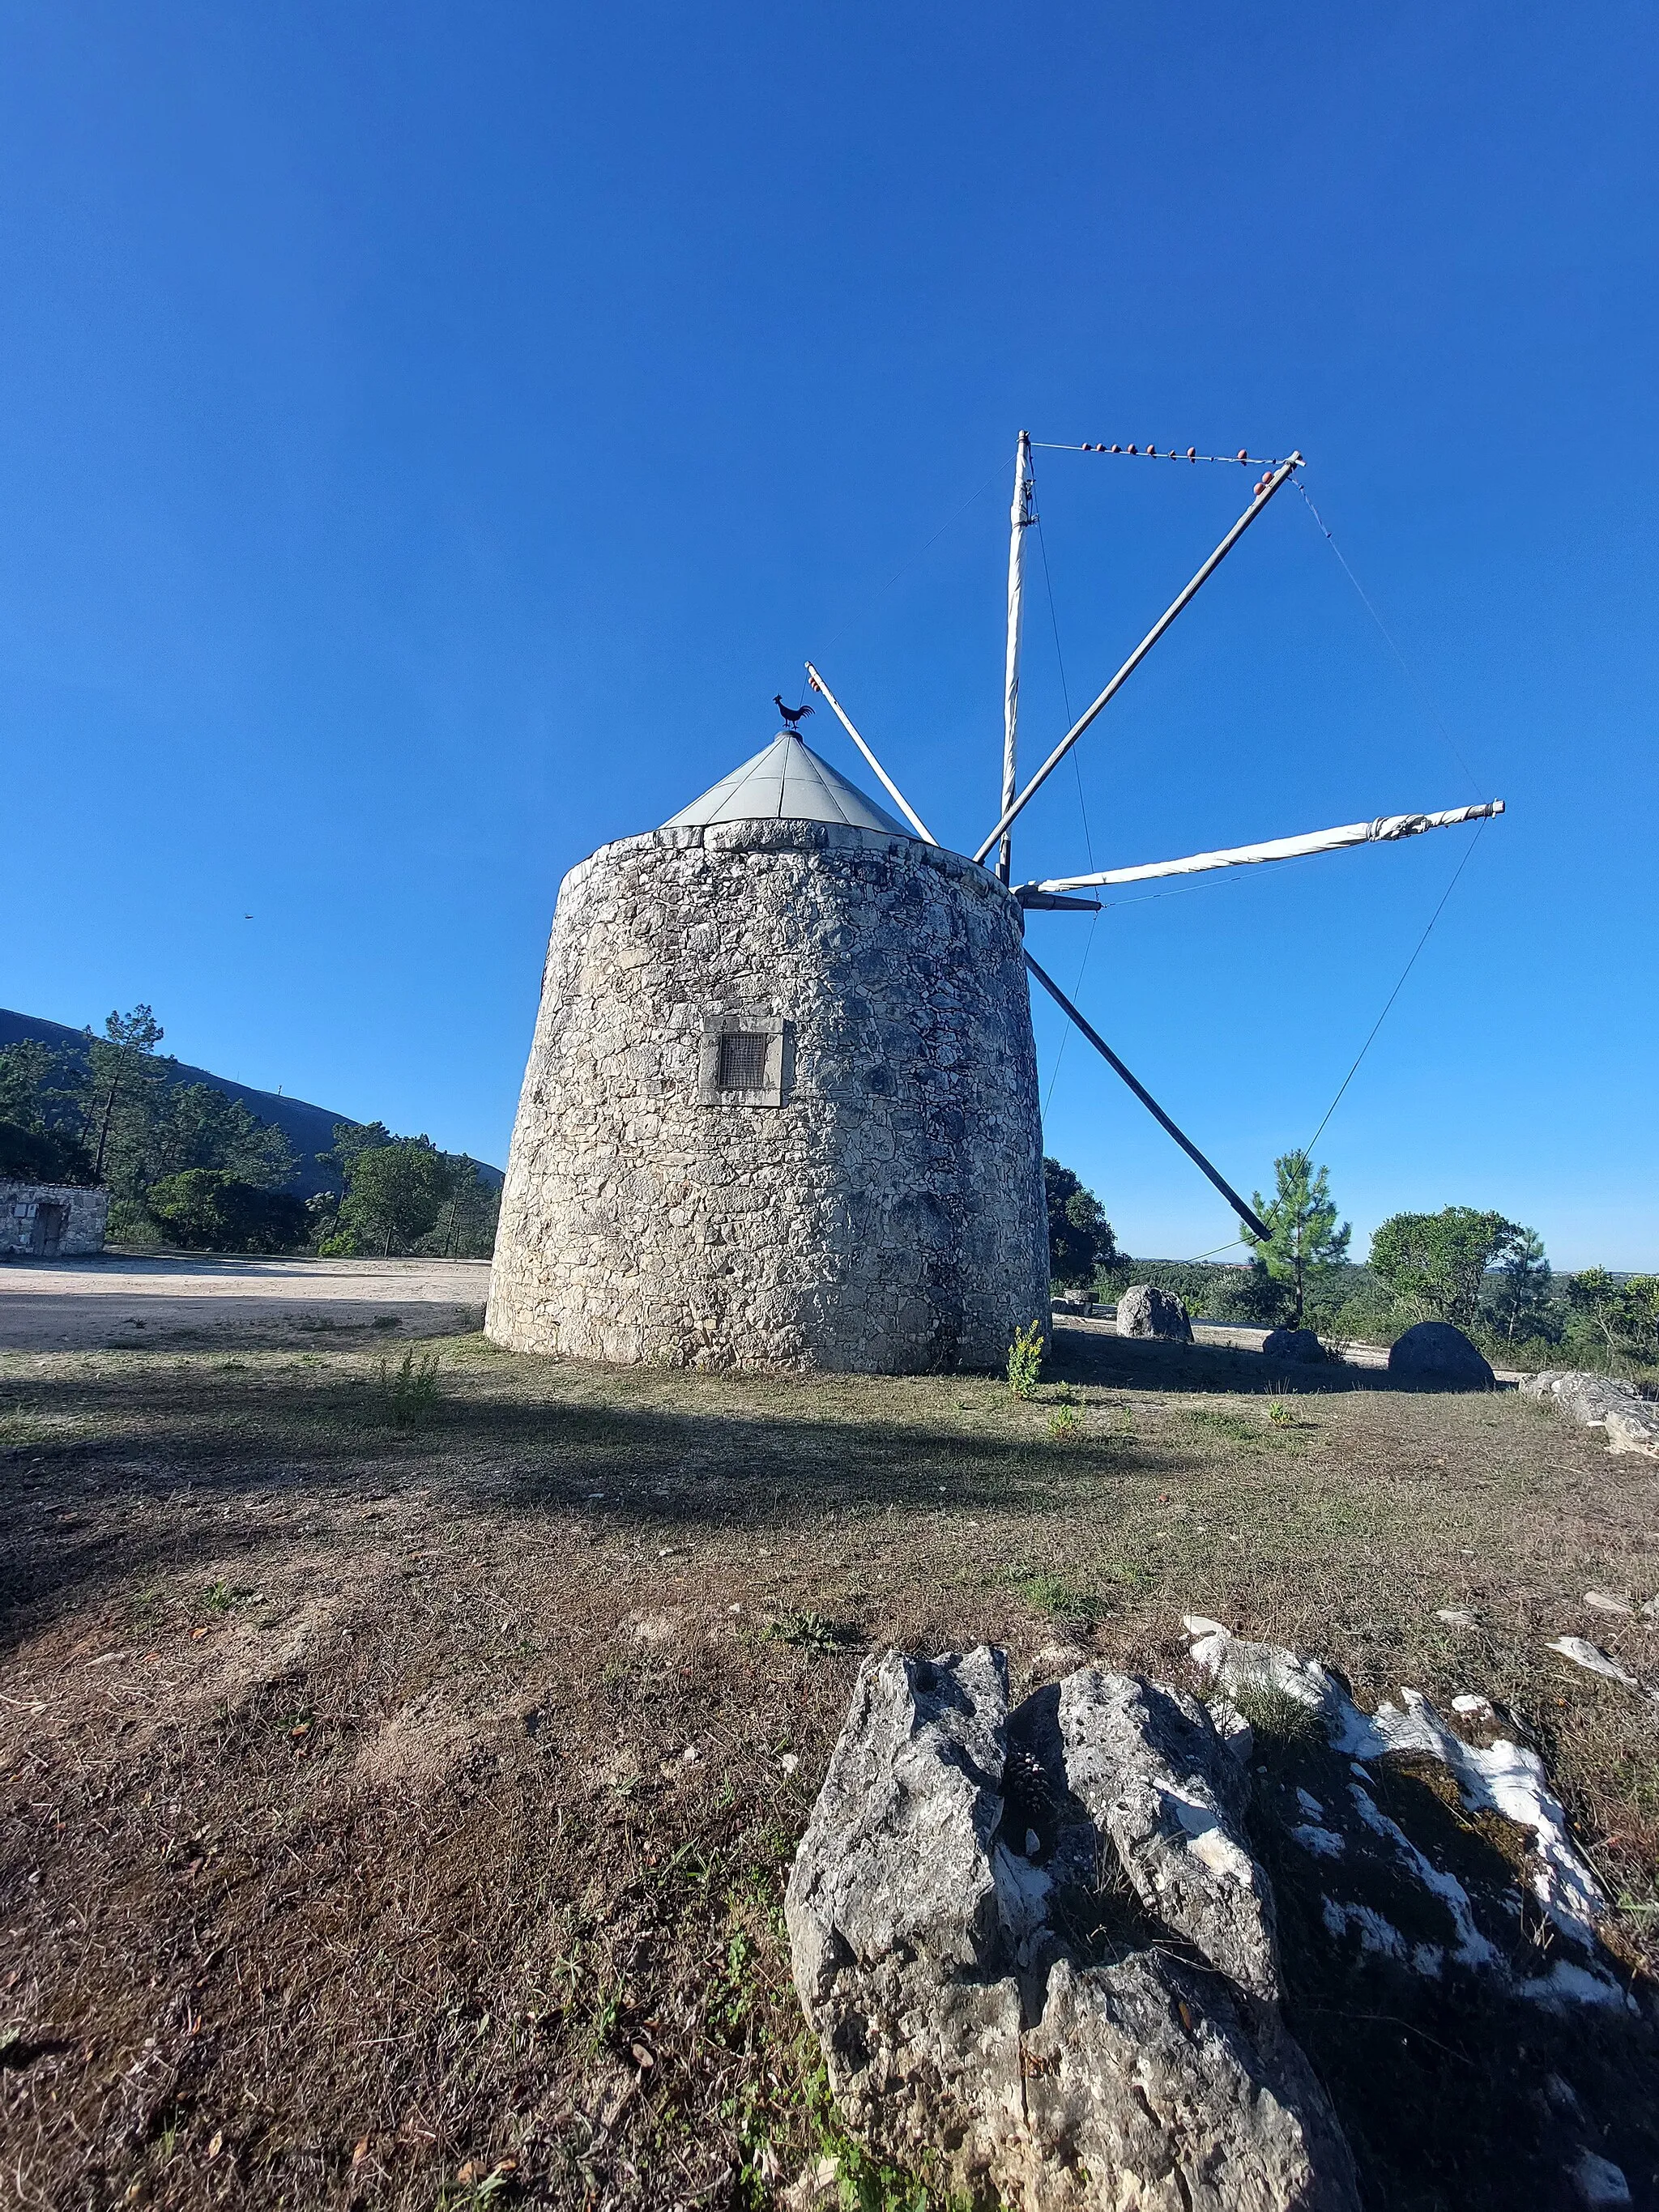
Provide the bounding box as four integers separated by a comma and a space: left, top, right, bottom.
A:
786, 1646, 1360, 2210
1184, 1617, 1614, 1960
1572, 2150, 1633, 2206
1522, 1371, 1659, 1459
1548, 1637, 1641, 1689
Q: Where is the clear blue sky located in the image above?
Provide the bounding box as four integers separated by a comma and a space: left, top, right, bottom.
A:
3, 4, 1654, 1267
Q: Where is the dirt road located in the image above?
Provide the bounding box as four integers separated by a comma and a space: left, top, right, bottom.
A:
0, 1253, 491, 1350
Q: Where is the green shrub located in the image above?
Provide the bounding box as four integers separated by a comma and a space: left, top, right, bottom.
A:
1369, 1207, 1533, 1332
332, 1138, 454, 1257
147, 1169, 307, 1254
763, 1609, 859, 1652
1013, 1569, 1094, 1622
1225, 1674, 1326, 1750
376, 1347, 442, 1422
1006, 1319, 1044, 1400
1563, 1269, 1659, 1377
1045, 1157, 1115, 1287
104, 1199, 163, 1250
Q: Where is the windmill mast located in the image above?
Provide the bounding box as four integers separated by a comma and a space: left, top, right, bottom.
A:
997, 431, 1036, 884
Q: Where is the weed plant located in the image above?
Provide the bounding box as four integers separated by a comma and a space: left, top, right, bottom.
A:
1005, 1320, 1044, 1401
375, 1346, 442, 1423
1010, 1568, 1096, 1629
765, 1610, 859, 1654
1226, 1675, 1328, 1754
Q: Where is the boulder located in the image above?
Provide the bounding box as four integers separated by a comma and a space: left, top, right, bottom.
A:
1263, 1327, 1325, 1364
1521, 1370, 1659, 1459
1117, 1282, 1193, 1344
786, 1645, 1360, 2210
1055, 1668, 1276, 1998
1387, 1320, 1495, 1389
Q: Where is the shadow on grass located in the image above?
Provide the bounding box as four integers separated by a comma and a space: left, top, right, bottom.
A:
0, 1312, 1513, 1639
0, 1346, 1163, 1632
1048, 1323, 1423, 1397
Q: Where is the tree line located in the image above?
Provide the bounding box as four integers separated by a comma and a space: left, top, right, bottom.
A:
0, 1007, 497, 1259
309, 1120, 499, 1259
1045, 1153, 1659, 1378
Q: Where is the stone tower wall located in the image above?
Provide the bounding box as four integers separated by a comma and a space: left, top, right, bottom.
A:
485, 819, 1049, 1373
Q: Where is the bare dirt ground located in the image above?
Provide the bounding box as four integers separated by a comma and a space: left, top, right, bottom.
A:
2, 1307, 1657, 2210
0, 1256, 493, 1353
0, 1255, 490, 1354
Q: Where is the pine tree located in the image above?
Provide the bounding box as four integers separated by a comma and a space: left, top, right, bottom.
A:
1487, 1229, 1555, 1345
1242, 1151, 1350, 1328
83, 1007, 169, 1191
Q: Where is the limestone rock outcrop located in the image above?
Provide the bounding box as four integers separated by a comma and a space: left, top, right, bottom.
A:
1117, 1283, 1194, 1344
1522, 1370, 1659, 1459
1387, 1320, 1495, 1388
785, 1646, 1360, 2210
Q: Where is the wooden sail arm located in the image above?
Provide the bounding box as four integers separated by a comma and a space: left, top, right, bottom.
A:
972, 454, 1303, 867
1024, 799, 1503, 896
804, 664, 938, 845
998, 431, 1034, 884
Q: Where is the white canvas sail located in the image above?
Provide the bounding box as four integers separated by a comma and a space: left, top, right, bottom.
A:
1030, 800, 1503, 893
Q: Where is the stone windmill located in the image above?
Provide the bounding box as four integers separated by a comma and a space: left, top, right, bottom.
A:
487, 435, 1501, 1373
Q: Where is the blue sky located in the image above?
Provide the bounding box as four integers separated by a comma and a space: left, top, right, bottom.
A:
2, 3, 1654, 1266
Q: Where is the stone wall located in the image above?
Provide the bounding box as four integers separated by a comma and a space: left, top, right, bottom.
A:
486, 820, 1048, 1373
0, 1181, 109, 1258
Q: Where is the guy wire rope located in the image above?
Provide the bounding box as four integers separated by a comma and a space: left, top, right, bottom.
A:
1285, 474, 1495, 1149
1301, 820, 1489, 1156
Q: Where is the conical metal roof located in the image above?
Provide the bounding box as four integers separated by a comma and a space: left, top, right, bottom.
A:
660, 730, 916, 837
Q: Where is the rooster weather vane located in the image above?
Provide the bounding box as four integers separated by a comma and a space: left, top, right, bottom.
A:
774, 695, 814, 731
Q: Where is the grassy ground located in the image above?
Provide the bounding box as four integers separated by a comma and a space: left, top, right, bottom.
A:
2, 1319, 1657, 2210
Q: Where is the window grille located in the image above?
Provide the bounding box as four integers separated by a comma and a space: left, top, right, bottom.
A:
716, 1030, 770, 1090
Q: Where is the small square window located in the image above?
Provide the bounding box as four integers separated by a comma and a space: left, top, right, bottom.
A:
716, 1030, 769, 1091
698, 1016, 791, 1107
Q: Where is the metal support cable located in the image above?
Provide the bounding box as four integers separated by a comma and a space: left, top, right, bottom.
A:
1031, 441, 1291, 467
1293, 478, 1483, 800
1302, 821, 1489, 1155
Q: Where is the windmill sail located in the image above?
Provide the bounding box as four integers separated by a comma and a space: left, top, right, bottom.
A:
1028, 800, 1503, 894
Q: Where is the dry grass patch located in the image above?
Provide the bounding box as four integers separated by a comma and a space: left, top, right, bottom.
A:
0, 1319, 1655, 2206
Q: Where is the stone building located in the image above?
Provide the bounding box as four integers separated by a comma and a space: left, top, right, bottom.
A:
1, 1181, 109, 1257
486, 727, 1048, 1372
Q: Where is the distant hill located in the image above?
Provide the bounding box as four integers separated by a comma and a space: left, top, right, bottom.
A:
0, 1009, 502, 1201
